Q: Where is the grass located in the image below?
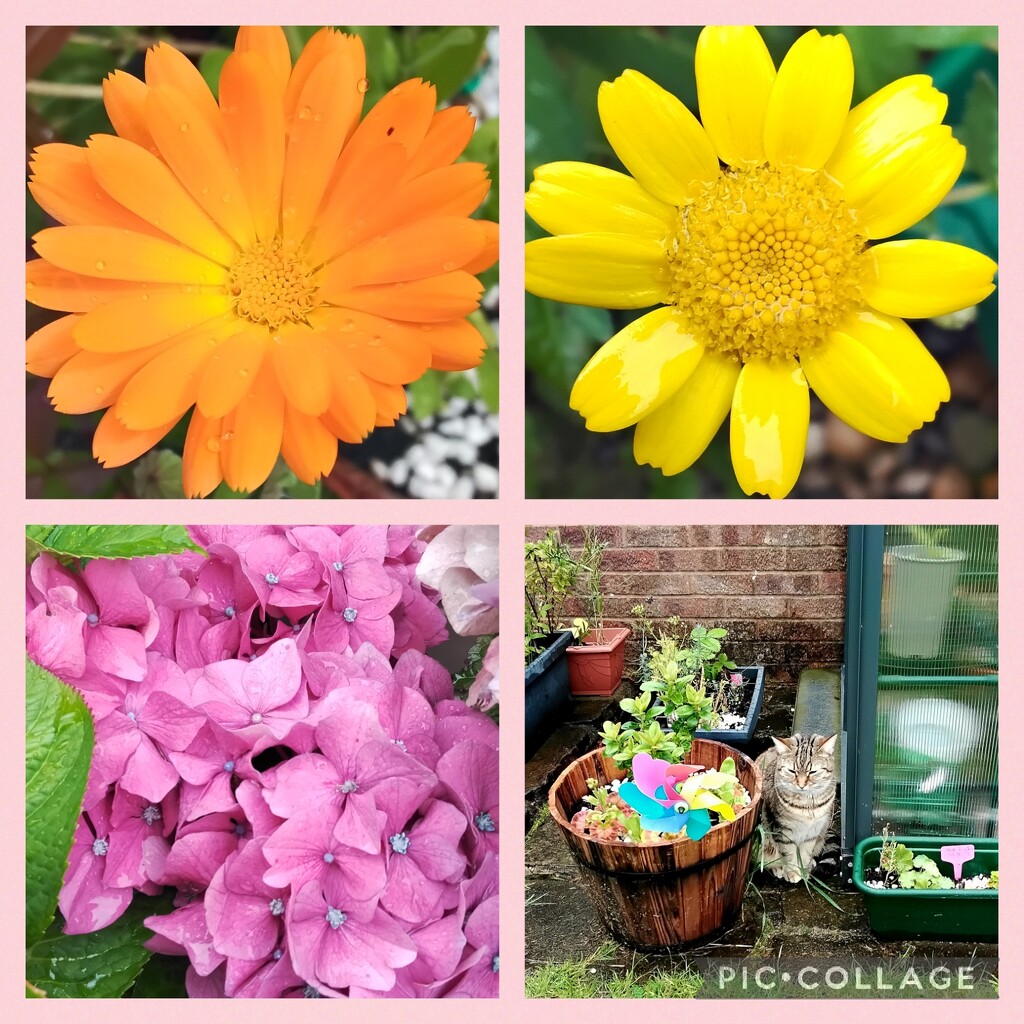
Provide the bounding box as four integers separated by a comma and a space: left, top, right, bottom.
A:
525, 941, 704, 999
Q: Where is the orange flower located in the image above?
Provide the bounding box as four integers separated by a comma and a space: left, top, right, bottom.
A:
26, 26, 499, 496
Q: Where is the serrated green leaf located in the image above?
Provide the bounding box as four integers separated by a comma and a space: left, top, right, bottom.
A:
199, 48, 230, 99
25, 658, 94, 947
26, 896, 170, 998
26, 525, 203, 561
129, 953, 189, 997
408, 26, 489, 102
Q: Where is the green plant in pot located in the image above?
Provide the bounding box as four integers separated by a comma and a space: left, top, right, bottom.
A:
565, 528, 631, 697
525, 530, 580, 754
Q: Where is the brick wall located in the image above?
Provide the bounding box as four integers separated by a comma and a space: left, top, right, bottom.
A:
526, 524, 847, 697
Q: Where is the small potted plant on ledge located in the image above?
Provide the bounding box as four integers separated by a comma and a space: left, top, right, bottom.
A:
565, 528, 631, 697
853, 831, 998, 941
631, 611, 766, 744
525, 529, 580, 755
548, 663, 763, 949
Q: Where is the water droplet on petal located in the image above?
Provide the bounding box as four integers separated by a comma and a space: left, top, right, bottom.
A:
313, 111, 324, 122
357, 77, 369, 94
443, 261, 455, 271
94, 386, 104, 395
369, 335, 381, 348
221, 193, 232, 203
223, 431, 234, 441
179, 122, 189, 132
298, 106, 312, 120
239, 368, 249, 377
206, 438, 221, 453
95, 260, 105, 271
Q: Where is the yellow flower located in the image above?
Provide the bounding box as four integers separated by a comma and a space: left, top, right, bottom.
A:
525, 26, 996, 498
27, 26, 498, 497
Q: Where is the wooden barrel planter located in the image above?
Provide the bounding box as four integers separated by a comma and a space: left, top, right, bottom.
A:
548, 738, 762, 950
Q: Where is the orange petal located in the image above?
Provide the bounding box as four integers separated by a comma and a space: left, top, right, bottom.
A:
144, 41, 222, 139
182, 408, 225, 498
322, 217, 485, 290
27, 259, 197, 313
102, 71, 155, 152
220, 361, 285, 492
270, 325, 332, 415
33, 226, 229, 285
320, 309, 432, 385
29, 143, 162, 234
48, 337, 179, 413
284, 29, 365, 122
322, 346, 377, 441
402, 105, 476, 179
94, 406, 180, 468
146, 84, 256, 248
461, 221, 498, 274
196, 325, 269, 417
85, 135, 236, 266
425, 318, 487, 371
234, 26, 291, 99
320, 270, 482, 322
387, 163, 491, 224
281, 404, 338, 483
73, 293, 233, 353
220, 51, 286, 242
281, 51, 362, 246
26, 314, 81, 377
341, 78, 435, 161
114, 320, 241, 429
364, 378, 407, 426
306, 141, 408, 266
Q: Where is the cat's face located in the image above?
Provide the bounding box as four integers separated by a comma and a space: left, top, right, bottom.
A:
771, 733, 836, 791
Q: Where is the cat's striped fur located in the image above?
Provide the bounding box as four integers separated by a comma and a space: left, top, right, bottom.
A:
755, 733, 837, 883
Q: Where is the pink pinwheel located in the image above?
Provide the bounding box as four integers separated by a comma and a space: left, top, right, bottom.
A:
287, 873, 416, 994
205, 842, 288, 961
92, 654, 204, 802
192, 639, 308, 742
59, 793, 134, 934
631, 752, 705, 808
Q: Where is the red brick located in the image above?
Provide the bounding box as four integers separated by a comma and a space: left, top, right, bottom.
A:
786, 546, 847, 571
603, 548, 658, 571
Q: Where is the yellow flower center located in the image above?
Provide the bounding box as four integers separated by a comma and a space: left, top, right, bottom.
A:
667, 165, 868, 360
228, 238, 318, 329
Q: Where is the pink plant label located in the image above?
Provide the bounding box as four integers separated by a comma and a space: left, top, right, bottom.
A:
940, 844, 975, 881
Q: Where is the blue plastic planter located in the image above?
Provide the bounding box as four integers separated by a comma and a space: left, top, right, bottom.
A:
526, 630, 573, 757
695, 665, 766, 744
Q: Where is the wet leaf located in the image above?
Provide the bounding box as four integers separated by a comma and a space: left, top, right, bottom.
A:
26, 525, 203, 561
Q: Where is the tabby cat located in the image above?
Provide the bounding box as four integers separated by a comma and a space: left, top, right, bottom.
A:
755, 733, 837, 883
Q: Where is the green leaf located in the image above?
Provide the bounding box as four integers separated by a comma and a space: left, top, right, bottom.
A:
26, 897, 169, 998
525, 27, 585, 171
26, 525, 203, 561
25, 658, 94, 947
131, 450, 186, 499
408, 370, 446, 420
199, 48, 230, 100
129, 953, 189, 997
408, 26, 489, 102
959, 70, 998, 189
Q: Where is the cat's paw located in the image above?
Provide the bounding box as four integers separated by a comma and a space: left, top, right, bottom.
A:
770, 865, 804, 884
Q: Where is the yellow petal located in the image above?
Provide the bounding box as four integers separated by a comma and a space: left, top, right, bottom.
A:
827, 75, 948, 187
730, 357, 809, 499
801, 330, 926, 443
830, 308, 949, 423
764, 30, 853, 171
569, 307, 703, 432
864, 239, 996, 318
695, 26, 775, 166
839, 125, 965, 239
597, 70, 719, 205
525, 234, 670, 308
525, 161, 675, 240
85, 135, 237, 266
633, 350, 741, 475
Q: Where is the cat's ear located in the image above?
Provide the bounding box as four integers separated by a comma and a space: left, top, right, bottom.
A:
771, 736, 793, 754
816, 734, 838, 755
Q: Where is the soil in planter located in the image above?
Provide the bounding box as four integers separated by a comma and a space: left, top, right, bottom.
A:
711, 676, 755, 730
862, 866, 996, 890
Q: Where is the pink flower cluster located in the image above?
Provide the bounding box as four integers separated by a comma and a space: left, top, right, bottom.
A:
26, 526, 499, 998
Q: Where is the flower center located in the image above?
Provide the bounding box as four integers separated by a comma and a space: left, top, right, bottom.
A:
332, 561, 345, 572
228, 237, 317, 329
474, 811, 496, 833
92, 837, 109, 856
343, 607, 358, 623
667, 165, 867, 360
389, 832, 410, 855
269, 897, 284, 916
224, 605, 235, 618
303, 985, 322, 998
492, 955, 500, 973
142, 804, 161, 826
325, 906, 347, 929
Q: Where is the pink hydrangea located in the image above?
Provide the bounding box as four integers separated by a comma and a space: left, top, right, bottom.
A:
28, 525, 499, 998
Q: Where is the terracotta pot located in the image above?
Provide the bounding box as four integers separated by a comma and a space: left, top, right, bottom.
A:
548, 739, 762, 950
566, 627, 630, 696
